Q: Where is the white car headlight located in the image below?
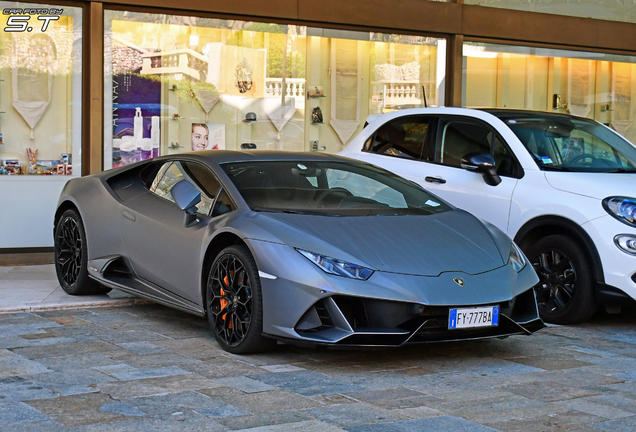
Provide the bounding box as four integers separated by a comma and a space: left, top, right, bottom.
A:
603, 197, 636, 227
296, 249, 374, 280
508, 242, 527, 272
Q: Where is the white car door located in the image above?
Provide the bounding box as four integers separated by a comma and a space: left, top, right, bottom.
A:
417, 116, 520, 232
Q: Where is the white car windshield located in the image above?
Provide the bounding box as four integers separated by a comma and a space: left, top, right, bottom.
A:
492, 112, 636, 172
222, 160, 451, 216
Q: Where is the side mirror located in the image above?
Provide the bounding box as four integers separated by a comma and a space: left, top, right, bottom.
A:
171, 180, 201, 226
461, 153, 502, 186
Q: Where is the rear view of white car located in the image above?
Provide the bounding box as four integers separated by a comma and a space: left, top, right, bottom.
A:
340, 107, 636, 324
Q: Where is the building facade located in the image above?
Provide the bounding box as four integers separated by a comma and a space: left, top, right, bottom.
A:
2, 0, 636, 261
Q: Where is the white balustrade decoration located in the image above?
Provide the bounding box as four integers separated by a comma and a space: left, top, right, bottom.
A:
265, 78, 306, 104
373, 80, 422, 107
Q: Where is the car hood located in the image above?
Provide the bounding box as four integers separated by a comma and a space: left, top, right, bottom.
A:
246, 210, 507, 276
545, 172, 636, 199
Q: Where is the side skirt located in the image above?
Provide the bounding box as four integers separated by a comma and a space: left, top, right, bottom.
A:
88, 257, 205, 317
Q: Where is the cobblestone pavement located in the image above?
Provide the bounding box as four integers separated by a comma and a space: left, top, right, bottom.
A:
1, 304, 636, 431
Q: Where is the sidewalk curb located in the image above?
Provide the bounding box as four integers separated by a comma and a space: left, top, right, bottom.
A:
0, 297, 154, 314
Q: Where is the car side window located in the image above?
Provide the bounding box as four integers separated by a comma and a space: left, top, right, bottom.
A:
437, 120, 491, 168
492, 134, 516, 176
363, 116, 433, 160
150, 161, 222, 216
436, 118, 517, 177
212, 189, 236, 217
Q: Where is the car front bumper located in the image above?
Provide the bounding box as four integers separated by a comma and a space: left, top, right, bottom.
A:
583, 215, 636, 305
248, 239, 544, 346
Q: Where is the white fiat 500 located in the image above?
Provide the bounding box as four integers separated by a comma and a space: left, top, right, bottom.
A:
340, 107, 636, 324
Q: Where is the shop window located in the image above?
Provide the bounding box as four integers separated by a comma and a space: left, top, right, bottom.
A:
462, 42, 636, 146
103, 11, 445, 163
0, 4, 82, 176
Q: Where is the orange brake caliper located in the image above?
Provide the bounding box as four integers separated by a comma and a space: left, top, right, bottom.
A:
220, 274, 233, 328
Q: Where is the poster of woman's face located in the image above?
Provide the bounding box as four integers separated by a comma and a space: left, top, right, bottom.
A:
191, 123, 210, 151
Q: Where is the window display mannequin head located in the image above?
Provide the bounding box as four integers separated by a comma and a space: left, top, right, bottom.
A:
192, 123, 210, 151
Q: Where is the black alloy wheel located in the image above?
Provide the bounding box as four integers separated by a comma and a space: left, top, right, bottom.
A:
206, 245, 276, 354
526, 234, 596, 324
54, 209, 110, 295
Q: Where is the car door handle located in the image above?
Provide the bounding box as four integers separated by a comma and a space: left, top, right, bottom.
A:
425, 176, 446, 184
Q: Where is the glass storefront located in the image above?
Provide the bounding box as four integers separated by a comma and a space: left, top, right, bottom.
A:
0, 2, 82, 248
464, 0, 636, 24
0, 2, 82, 175
462, 43, 636, 144
103, 11, 446, 168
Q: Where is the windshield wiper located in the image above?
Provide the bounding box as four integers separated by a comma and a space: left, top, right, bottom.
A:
602, 168, 636, 173
251, 207, 340, 217
539, 165, 571, 171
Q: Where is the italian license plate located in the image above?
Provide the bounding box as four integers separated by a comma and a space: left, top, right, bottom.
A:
449, 306, 499, 329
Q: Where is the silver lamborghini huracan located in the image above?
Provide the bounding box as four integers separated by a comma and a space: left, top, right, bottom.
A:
54, 151, 544, 353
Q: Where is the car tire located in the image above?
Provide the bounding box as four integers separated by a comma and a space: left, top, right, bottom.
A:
206, 245, 276, 354
54, 209, 111, 295
525, 234, 597, 324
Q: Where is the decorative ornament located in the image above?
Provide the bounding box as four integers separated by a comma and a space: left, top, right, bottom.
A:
235, 57, 253, 93
311, 106, 323, 124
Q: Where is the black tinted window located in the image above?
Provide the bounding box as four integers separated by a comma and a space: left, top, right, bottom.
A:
364, 116, 432, 160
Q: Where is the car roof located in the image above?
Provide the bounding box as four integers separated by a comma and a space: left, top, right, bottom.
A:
155, 150, 351, 167
479, 108, 591, 122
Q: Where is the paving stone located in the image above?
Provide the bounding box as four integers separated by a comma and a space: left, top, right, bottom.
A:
483, 411, 603, 432
507, 355, 591, 371
435, 393, 568, 424
116, 341, 169, 355
10, 340, 128, 360
503, 381, 601, 402
235, 419, 345, 432
30, 369, 116, 389
0, 376, 58, 402
0, 352, 51, 377
553, 398, 634, 419
122, 390, 223, 417
26, 393, 129, 427
197, 404, 252, 418
0, 322, 61, 338
198, 389, 323, 414
259, 364, 305, 373
346, 415, 501, 432
67, 413, 226, 431
100, 402, 145, 417
92, 363, 137, 374
0, 419, 67, 432
182, 357, 267, 378
216, 411, 312, 430
0, 402, 50, 425
109, 366, 191, 381
37, 353, 120, 372
0, 335, 90, 350
578, 394, 636, 414
590, 416, 636, 432
249, 371, 366, 396
302, 402, 407, 428
214, 376, 277, 393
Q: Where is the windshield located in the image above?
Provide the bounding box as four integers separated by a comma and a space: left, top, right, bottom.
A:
495, 113, 636, 172
222, 160, 451, 216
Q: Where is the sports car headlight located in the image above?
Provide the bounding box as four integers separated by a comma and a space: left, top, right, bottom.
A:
296, 249, 374, 280
508, 242, 527, 272
603, 197, 636, 227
